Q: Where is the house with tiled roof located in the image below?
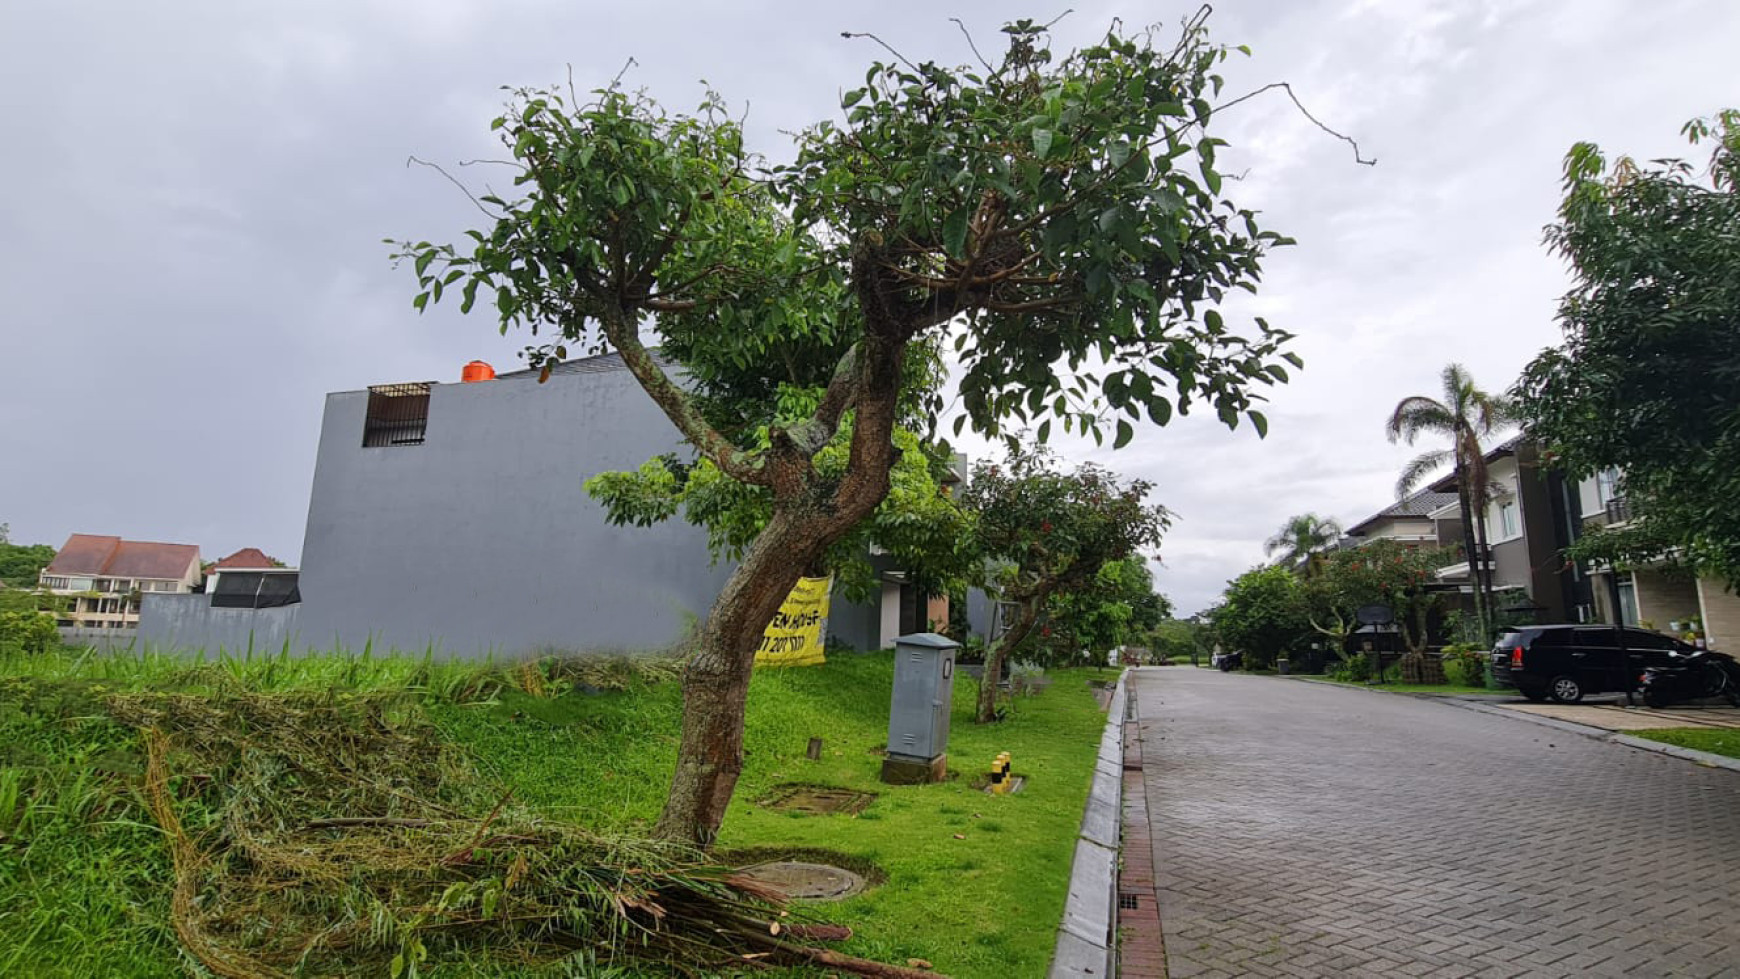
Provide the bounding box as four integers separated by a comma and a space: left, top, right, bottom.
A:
39, 533, 202, 629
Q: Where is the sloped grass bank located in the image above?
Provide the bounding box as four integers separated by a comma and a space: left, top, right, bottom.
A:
0, 648, 1106, 977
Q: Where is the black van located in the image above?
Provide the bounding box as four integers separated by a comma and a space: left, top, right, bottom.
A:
1490, 625, 1693, 703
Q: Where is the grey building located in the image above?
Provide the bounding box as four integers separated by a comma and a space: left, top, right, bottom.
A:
142, 353, 945, 658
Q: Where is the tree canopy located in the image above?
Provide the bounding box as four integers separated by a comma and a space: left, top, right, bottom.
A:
1264, 513, 1342, 570
1387, 363, 1512, 637
1206, 564, 1308, 669
396, 13, 1303, 844
960, 446, 1167, 719
1515, 111, 1740, 584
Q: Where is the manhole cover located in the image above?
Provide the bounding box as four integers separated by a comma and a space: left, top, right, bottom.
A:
736, 861, 867, 901
760, 784, 875, 815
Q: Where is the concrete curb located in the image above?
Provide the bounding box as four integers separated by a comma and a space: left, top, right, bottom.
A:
1438, 698, 1618, 740
1049, 672, 1126, 978
1608, 733, 1740, 772
1440, 700, 1740, 772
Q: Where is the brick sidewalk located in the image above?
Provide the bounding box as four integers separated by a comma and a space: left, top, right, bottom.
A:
1126, 667, 1740, 979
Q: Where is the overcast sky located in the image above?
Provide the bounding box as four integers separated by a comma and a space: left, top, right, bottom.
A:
2, 0, 1734, 615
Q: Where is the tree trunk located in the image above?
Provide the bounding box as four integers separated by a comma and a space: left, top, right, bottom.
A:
1454, 466, 1487, 640
654, 514, 813, 846
1472, 502, 1497, 633
655, 339, 906, 846
975, 595, 1043, 724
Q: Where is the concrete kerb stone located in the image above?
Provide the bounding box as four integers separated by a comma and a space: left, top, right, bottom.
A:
1610, 733, 1740, 773
1440, 698, 1636, 740
1444, 700, 1740, 772
1049, 671, 1128, 978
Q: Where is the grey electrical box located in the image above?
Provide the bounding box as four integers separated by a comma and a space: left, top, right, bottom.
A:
881, 632, 958, 784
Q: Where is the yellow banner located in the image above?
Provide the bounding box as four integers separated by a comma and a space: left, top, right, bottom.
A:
755, 575, 831, 668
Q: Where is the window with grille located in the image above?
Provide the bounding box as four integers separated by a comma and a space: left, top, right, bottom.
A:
363, 382, 432, 447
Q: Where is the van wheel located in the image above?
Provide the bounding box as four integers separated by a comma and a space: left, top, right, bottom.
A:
1521, 689, 1548, 703
1549, 675, 1584, 704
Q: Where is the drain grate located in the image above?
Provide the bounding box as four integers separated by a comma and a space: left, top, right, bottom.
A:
1118, 893, 1141, 910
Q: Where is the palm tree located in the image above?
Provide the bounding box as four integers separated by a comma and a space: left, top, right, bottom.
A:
1264, 513, 1344, 573
1388, 363, 1512, 639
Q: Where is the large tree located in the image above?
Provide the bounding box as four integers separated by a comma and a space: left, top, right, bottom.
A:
1515, 111, 1740, 585
960, 449, 1168, 721
1302, 540, 1452, 656
1387, 364, 1511, 639
1264, 513, 1343, 573
1206, 564, 1308, 669
399, 17, 1297, 844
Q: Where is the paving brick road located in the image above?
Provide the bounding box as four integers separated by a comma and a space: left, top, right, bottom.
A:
1129, 668, 1740, 978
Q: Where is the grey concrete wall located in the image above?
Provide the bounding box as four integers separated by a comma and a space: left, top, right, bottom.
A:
56, 626, 140, 651
827, 590, 881, 653
138, 594, 304, 654
294, 365, 738, 658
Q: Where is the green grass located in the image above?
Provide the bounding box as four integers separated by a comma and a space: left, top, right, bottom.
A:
0, 645, 1109, 977
1629, 727, 1740, 759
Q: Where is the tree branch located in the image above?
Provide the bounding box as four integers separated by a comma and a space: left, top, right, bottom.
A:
781, 345, 862, 457
600, 309, 770, 485
1212, 82, 1376, 166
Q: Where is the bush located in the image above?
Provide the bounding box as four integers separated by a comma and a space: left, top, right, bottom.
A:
1440, 643, 1487, 688
1329, 654, 1371, 683
0, 610, 58, 655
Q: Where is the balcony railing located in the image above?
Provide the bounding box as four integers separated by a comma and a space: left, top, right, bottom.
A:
1435, 544, 1494, 576
1604, 496, 1631, 524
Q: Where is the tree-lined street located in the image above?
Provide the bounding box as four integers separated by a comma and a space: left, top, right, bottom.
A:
1128, 668, 1740, 978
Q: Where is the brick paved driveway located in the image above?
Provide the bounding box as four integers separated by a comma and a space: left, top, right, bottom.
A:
1129, 668, 1740, 978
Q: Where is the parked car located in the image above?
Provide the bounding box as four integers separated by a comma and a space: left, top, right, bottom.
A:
1490, 624, 1694, 703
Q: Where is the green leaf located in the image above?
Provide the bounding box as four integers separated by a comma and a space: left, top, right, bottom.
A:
1249, 410, 1269, 438
1114, 419, 1134, 449
843, 88, 865, 108
1037, 419, 1051, 442
1202, 165, 1222, 195
1031, 128, 1053, 158
414, 251, 434, 279
412, 292, 429, 313
942, 206, 971, 259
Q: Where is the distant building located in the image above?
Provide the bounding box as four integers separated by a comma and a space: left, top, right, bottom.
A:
141, 353, 949, 658
206, 547, 282, 592
39, 534, 201, 629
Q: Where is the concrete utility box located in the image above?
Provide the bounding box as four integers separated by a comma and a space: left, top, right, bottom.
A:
880, 632, 958, 785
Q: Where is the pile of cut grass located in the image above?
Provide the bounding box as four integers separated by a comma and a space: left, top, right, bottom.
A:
0, 647, 1110, 977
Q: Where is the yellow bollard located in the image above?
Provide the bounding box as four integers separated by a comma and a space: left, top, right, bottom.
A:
989, 754, 1005, 794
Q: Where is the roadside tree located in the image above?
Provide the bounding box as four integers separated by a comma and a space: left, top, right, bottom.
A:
1207, 564, 1309, 669
1263, 513, 1343, 574
1034, 556, 1171, 667
961, 449, 1168, 720
398, 17, 1297, 843
1515, 111, 1740, 585
1303, 541, 1451, 656
1387, 365, 1512, 640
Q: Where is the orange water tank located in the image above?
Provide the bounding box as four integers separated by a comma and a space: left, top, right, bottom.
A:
461, 360, 496, 383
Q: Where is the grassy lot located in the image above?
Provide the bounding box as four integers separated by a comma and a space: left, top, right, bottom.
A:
0, 646, 1110, 978
1629, 727, 1740, 760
